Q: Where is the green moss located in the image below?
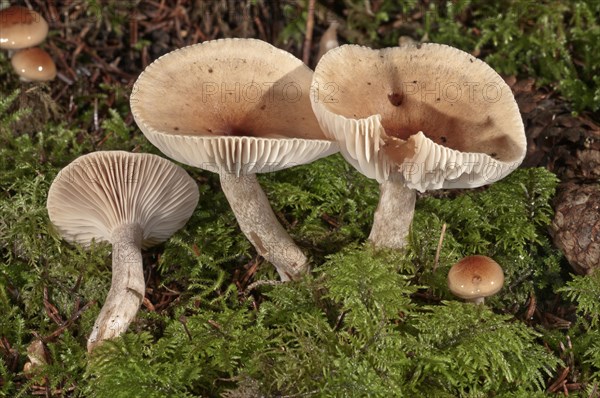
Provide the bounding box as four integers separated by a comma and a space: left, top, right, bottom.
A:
259, 154, 379, 260
407, 301, 559, 395
558, 272, 600, 329
336, 0, 600, 113
0, 85, 574, 396
2, 2, 599, 396
412, 168, 563, 308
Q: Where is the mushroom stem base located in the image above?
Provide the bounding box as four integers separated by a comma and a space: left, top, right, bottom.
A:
87, 223, 145, 352
368, 180, 416, 249
466, 297, 485, 305
220, 173, 308, 281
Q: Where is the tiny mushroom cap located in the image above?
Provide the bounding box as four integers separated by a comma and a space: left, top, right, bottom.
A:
47, 151, 199, 351
11, 47, 56, 81
447, 255, 505, 304
311, 43, 526, 248
0, 6, 49, 50
130, 38, 338, 281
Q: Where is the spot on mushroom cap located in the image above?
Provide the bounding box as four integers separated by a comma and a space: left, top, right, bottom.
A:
0, 6, 49, 49
311, 43, 526, 189
11, 47, 56, 81
130, 38, 338, 175
447, 255, 504, 300
47, 151, 199, 249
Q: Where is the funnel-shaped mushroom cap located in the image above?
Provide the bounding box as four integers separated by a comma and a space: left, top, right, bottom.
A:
311, 43, 526, 191
447, 255, 504, 300
47, 151, 199, 249
131, 38, 337, 176
0, 6, 49, 50
11, 47, 56, 81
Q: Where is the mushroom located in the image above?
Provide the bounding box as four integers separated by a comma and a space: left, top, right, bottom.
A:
0, 6, 49, 50
47, 151, 199, 351
316, 21, 340, 63
23, 339, 48, 377
447, 255, 504, 304
311, 43, 526, 249
11, 47, 56, 81
130, 38, 338, 281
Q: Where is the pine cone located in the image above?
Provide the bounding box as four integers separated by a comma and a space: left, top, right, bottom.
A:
550, 183, 600, 275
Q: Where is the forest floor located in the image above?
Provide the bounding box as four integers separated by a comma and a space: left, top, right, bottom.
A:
1, 1, 599, 397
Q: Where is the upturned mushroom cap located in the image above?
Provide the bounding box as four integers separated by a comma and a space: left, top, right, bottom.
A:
447, 255, 504, 300
311, 43, 526, 191
47, 151, 199, 249
130, 38, 337, 175
11, 47, 56, 81
0, 6, 49, 50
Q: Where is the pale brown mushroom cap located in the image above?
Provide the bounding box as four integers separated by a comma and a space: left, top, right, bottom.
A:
311, 43, 526, 191
130, 38, 337, 175
47, 151, 199, 249
11, 47, 56, 81
0, 6, 49, 50
447, 255, 504, 300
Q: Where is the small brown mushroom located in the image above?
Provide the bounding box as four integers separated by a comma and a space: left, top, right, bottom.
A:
47, 151, 199, 351
131, 38, 338, 281
10, 47, 56, 81
311, 43, 526, 249
0, 6, 49, 50
447, 255, 504, 304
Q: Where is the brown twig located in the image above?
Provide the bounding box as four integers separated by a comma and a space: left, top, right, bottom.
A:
254, 16, 267, 42
432, 223, 447, 272
588, 383, 598, 398
0, 337, 19, 373
333, 310, 347, 331
548, 366, 570, 393
179, 315, 192, 341
244, 279, 285, 296
42, 299, 96, 342
43, 286, 64, 326
525, 292, 536, 321
142, 297, 156, 311
240, 257, 261, 287
302, 0, 316, 65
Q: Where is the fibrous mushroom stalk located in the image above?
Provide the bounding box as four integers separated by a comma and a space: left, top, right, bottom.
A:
466, 296, 485, 305
87, 223, 145, 352
219, 173, 308, 281
368, 179, 416, 249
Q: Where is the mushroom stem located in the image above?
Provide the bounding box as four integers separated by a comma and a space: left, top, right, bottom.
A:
87, 223, 145, 352
219, 173, 308, 281
466, 297, 485, 305
368, 179, 416, 249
